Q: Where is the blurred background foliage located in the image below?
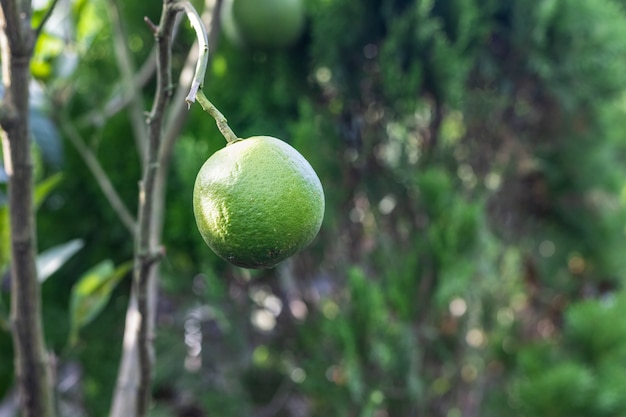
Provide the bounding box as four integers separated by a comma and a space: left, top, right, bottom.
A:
2, 0, 626, 416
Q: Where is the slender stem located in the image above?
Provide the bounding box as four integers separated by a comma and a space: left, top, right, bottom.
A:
179, 1, 209, 106
108, 0, 149, 166
109, 1, 229, 415
196, 89, 239, 143
77, 48, 156, 128
133, 2, 178, 415
110, 0, 217, 417
78, 14, 187, 129
176, 0, 238, 143
0, 0, 56, 416
33, 0, 60, 40
174, 1, 238, 143
158, 0, 222, 220
61, 120, 137, 235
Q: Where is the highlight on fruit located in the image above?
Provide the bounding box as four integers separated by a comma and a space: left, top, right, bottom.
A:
193, 136, 324, 269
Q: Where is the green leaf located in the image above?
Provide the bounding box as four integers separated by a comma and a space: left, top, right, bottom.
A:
36, 239, 84, 283
34, 173, 63, 210
69, 259, 132, 346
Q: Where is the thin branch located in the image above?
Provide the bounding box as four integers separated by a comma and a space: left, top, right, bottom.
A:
77, 13, 189, 130
108, 288, 140, 417
175, 0, 238, 142
109, 2, 221, 415
160, 0, 222, 170
108, 0, 149, 166
153, 34, 203, 237
33, 0, 60, 40
134, 1, 179, 414
161, 55, 196, 157
76, 48, 156, 129
110, 1, 222, 415
178, 1, 209, 106
61, 120, 137, 235
196, 89, 238, 142
0, 0, 56, 416
143, 16, 158, 34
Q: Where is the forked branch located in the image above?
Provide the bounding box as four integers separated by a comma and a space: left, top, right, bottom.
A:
129, 1, 217, 416
109, 1, 232, 416
132, 2, 179, 413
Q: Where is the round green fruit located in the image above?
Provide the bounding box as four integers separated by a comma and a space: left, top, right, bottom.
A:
221, 0, 306, 49
193, 136, 325, 269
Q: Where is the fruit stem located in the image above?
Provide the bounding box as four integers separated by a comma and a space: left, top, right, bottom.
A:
196, 88, 240, 143
178, 1, 239, 144
179, 1, 208, 107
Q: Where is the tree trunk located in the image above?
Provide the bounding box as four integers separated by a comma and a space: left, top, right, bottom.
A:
0, 1, 56, 416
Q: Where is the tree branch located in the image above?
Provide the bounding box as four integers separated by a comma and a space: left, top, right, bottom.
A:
133, 1, 179, 415
33, 0, 59, 40
179, 1, 209, 106
196, 89, 238, 142
76, 13, 188, 130
108, 0, 149, 167
110, 1, 221, 416
0, 0, 56, 416
158, 0, 222, 192
61, 120, 137, 235
78, 47, 157, 129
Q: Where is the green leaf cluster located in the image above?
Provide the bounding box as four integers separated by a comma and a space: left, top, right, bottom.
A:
511, 294, 626, 417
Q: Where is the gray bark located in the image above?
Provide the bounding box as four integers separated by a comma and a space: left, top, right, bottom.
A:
0, 1, 56, 416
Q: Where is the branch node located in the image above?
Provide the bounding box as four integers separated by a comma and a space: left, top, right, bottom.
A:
166, 83, 176, 99
0, 102, 19, 131
184, 80, 201, 108
144, 16, 159, 34
138, 247, 165, 269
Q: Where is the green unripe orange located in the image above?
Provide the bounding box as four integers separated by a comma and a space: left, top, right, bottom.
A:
220, 0, 306, 49
193, 136, 324, 269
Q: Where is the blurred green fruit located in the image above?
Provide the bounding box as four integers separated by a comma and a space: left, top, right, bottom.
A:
220, 0, 306, 49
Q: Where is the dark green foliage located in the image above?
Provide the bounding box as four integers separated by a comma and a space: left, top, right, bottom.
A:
510, 295, 626, 417
514, 0, 626, 107
565, 295, 626, 362
514, 361, 596, 417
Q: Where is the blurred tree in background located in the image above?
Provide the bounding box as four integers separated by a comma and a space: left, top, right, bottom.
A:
2, 0, 626, 416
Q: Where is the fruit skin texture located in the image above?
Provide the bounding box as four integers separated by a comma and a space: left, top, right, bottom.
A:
193, 136, 325, 269
221, 0, 306, 49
